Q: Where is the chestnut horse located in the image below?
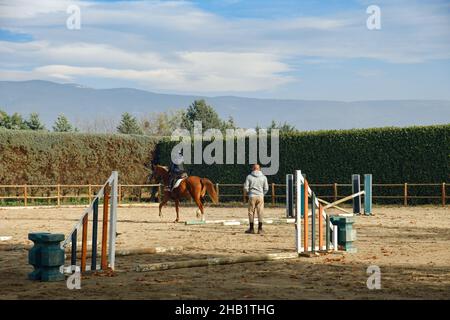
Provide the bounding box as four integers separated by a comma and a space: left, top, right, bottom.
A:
150, 164, 218, 222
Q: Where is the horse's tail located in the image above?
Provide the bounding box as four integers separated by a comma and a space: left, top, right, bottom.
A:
201, 178, 219, 204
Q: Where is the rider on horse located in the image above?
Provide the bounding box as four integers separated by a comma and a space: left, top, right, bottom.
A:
169, 150, 187, 191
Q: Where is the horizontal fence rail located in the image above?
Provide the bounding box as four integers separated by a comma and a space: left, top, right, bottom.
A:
0, 182, 448, 207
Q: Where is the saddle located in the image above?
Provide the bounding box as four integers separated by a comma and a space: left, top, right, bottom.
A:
169, 172, 188, 192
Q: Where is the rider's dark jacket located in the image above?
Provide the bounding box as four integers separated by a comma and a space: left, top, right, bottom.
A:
170, 154, 185, 176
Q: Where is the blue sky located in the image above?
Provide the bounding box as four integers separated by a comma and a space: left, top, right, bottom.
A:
0, 0, 449, 100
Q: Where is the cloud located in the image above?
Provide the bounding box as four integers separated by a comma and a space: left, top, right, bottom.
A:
24, 50, 292, 92
0, 0, 449, 94
0, 0, 85, 19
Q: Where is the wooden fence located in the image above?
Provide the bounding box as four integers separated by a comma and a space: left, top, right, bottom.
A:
0, 182, 448, 207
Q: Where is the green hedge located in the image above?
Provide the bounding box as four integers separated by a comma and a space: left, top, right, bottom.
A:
156, 125, 450, 204
0, 130, 158, 185
1, 125, 448, 205
157, 125, 450, 183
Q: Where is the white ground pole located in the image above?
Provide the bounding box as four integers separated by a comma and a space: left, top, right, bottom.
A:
108, 171, 118, 270
295, 170, 302, 254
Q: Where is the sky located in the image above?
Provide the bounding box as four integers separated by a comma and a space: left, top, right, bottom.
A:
0, 0, 450, 100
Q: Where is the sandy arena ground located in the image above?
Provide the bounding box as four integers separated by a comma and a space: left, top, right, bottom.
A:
0, 204, 449, 299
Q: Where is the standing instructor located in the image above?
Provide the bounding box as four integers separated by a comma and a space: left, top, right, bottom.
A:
243, 164, 269, 234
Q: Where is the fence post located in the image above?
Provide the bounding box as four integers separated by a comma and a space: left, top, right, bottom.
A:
442, 183, 446, 207
24, 185, 28, 207
88, 185, 92, 203
404, 183, 408, 206
57, 184, 61, 207
333, 183, 338, 202
271, 183, 275, 205
118, 185, 122, 205
216, 183, 220, 203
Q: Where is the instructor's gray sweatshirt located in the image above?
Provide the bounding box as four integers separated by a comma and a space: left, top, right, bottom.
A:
244, 171, 269, 198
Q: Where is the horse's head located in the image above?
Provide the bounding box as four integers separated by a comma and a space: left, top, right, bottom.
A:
149, 164, 169, 184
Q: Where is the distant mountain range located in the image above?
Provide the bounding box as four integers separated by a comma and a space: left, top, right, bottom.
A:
1, 80, 449, 131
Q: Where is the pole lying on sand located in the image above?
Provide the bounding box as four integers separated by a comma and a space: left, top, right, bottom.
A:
135, 252, 299, 272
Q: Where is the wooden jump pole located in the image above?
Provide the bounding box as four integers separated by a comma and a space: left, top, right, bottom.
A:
295, 170, 302, 254
70, 230, 77, 272
364, 174, 372, 215
91, 198, 99, 271
325, 213, 330, 251
443, 183, 446, 207
135, 252, 299, 272
323, 191, 365, 210
286, 174, 294, 218
61, 171, 118, 274
352, 174, 361, 214
303, 179, 309, 253
318, 204, 324, 250
333, 225, 338, 251
81, 213, 88, 272
116, 246, 183, 256
101, 187, 110, 270
317, 198, 352, 214
108, 171, 118, 270
311, 193, 316, 253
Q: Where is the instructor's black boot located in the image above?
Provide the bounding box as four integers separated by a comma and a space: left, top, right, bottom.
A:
245, 223, 255, 234
257, 222, 264, 234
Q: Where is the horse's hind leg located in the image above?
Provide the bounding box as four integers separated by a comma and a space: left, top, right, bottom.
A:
193, 195, 205, 221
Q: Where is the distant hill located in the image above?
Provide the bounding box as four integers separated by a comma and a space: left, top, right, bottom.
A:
1, 80, 449, 130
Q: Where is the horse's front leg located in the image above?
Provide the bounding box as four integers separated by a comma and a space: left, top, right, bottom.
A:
174, 199, 180, 223
159, 193, 170, 218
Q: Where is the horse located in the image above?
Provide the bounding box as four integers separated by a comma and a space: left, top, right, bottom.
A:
150, 164, 218, 222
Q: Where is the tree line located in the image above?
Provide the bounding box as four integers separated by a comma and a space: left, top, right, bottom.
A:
1, 99, 297, 135
0, 111, 76, 132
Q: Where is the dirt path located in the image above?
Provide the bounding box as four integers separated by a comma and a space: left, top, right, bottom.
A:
0, 205, 449, 299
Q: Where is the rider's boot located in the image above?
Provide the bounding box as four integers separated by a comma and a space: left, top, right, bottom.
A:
169, 177, 174, 191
